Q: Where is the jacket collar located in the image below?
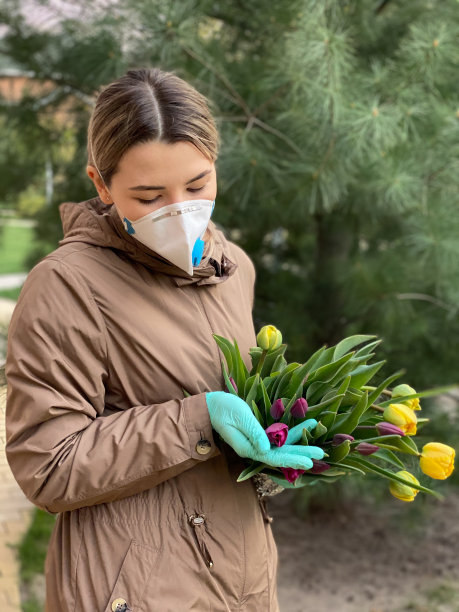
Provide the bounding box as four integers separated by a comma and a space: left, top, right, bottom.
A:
58, 196, 237, 286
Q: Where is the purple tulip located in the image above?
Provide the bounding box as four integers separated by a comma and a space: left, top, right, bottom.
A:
356, 442, 379, 456
265, 422, 289, 447
291, 398, 308, 419
332, 433, 355, 446
280, 467, 305, 483
309, 460, 331, 474
376, 422, 405, 437
270, 398, 285, 421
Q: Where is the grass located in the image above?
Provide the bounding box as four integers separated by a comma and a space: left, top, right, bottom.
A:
0, 224, 35, 275
17, 509, 56, 582
396, 580, 459, 611
11, 508, 57, 611
0, 286, 24, 301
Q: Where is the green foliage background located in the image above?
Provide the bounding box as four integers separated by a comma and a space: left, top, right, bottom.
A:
1, 0, 459, 388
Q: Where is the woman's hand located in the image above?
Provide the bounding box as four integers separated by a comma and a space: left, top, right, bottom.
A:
206, 392, 324, 469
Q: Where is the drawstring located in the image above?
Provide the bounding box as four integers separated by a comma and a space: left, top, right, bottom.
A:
188, 513, 214, 568
259, 498, 274, 523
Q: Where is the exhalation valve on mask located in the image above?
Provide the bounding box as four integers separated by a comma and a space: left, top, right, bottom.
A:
122, 198, 216, 276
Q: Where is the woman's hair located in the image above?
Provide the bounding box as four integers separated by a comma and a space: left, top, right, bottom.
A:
87, 67, 220, 188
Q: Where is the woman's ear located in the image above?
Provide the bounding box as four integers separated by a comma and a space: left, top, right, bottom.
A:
86, 165, 113, 204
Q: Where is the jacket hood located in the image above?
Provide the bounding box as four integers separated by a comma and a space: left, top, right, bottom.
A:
57, 196, 237, 286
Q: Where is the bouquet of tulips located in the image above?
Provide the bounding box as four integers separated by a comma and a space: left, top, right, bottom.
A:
213, 325, 456, 502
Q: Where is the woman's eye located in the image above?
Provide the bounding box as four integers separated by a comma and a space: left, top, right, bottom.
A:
136, 185, 205, 205
137, 197, 160, 205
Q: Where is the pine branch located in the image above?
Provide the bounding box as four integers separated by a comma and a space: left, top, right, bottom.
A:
181, 43, 250, 115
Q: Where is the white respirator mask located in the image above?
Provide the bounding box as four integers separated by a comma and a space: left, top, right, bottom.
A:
91, 151, 215, 275
121, 198, 215, 275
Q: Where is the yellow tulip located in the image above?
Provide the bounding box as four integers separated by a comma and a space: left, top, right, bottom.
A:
389, 470, 420, 502
392, 383, 421, 411
383, 403, 417, 436
419, 442, 455, 480
256, 325, 282, 351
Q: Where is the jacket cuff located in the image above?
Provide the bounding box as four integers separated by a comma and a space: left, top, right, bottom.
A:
183, 392, 221, 461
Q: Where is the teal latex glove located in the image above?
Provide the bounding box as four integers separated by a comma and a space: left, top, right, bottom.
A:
285, 419, 319, 445
205, 392, 324, 470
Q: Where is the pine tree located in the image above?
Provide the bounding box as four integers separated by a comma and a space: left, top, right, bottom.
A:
1, 0, 459, 385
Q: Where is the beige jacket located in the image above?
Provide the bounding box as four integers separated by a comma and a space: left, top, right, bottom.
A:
5, 197, 279, 612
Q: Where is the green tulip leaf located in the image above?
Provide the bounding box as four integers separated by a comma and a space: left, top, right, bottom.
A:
327, 460, 368, 475
222, 360, 238, 396
248, 347, 263, 375
246, 374, 260, 407
349, 361, 386, 389
307, 352, 356, 385
233, 338, 249, 392
328, 390, 369, 437
353, 338, 383, 359
213, 334, 235, 376
321, 468, 348, 477
273, 363, 301, 401
300, 344, 327, 378
365, 369, 406, 405
328, 439, 351, 463
236, 461, 267, 482
370, 448, 405, 469
333, 334, 378, 361
251, 399, 265, 427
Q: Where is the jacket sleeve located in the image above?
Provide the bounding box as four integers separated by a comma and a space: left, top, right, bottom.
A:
5, 257, 221, 514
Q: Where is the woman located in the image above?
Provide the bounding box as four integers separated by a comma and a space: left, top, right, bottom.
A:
5, 67, 321, 611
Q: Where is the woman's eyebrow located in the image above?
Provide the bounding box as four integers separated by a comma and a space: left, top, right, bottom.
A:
128, 169, 212, 191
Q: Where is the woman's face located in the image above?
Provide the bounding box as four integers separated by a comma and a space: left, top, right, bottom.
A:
86, 140, 217, 222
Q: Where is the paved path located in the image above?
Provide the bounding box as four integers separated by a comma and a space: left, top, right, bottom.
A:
0, 372, 36, 610
0, 274, 27, 291
0, 293, 35, 610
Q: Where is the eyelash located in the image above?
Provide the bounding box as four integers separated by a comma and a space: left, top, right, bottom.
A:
136, 186, 205, 205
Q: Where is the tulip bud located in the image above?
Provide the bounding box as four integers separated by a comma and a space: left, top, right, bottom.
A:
332, 433, 355, 446
256, 325, 283, 351
226, 377, 238, 393
270, 398, 285, 420
309, 460, 331, 474
392, 383, 421, 411
355, 442, 379, 456
389, 470, 420, 502
376, 421, 405, 437
291, 397, 308, 419
419, 442, 455, 480
265, 422, 289, 447
383, 403, 417, 436
280, 467, 305, 483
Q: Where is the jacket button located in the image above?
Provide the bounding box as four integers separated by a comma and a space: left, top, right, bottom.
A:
111, 598, 129, 611
196, 439, 212, 455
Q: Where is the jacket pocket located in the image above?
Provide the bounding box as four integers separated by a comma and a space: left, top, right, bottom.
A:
188, 513, 214, 569
104, 539, 160, 612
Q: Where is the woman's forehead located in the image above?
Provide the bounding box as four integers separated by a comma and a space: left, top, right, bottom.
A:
116, 140, 214, 187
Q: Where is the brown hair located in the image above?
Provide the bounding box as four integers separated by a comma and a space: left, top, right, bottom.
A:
87, 66, 220, 253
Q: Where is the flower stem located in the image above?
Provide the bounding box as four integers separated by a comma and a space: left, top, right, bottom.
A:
255, 350, 268, 376
363, 385, 392, 397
